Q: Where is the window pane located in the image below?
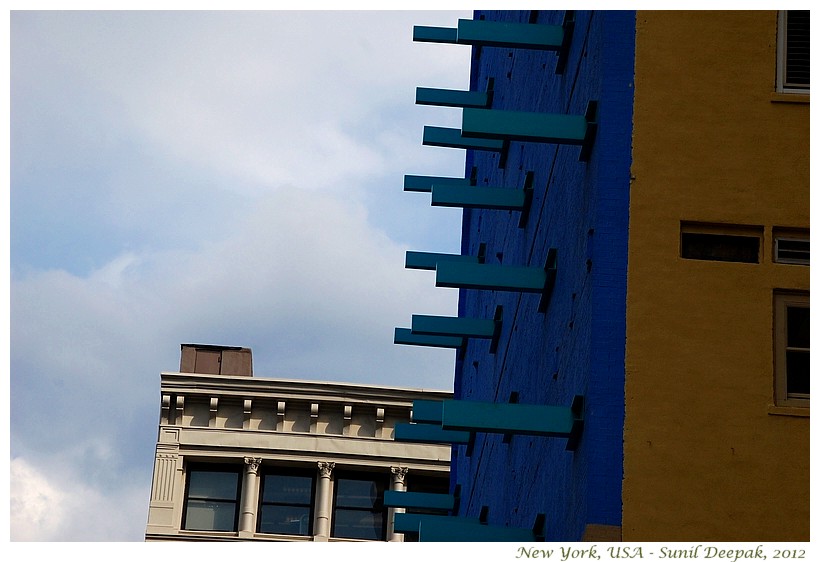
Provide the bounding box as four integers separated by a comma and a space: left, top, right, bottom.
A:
787, 306, 810, 348
258, 505, 312, 535
680, 232, 759, 263
333, 508, 383, 540
336, 478, 383, 509
262, 474, 313, 505
786, 10, 810, 87
187, 470, 239, 500
184, 499, 237, 531
787, 350, 810, 396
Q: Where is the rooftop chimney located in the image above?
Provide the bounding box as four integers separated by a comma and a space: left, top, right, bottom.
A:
180, 344, 253, 376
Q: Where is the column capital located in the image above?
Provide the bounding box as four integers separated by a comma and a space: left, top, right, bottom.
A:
244, 457, 263, 474
317, 461, 336, 478
390, 466, 410, 485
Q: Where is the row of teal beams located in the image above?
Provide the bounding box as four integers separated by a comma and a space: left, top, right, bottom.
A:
450, 8, 632, 542
392, 13, 592, 542
395, 14, 573, 350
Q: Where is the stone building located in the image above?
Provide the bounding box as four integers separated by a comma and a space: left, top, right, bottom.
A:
145, 344, 451, 541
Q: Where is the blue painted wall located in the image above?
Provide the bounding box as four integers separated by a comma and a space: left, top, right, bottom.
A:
452, 10, 635, 540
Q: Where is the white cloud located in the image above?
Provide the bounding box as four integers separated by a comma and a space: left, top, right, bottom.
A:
13, 11, 471, 197
10, 458, 67, 541
11, 456, 149, 541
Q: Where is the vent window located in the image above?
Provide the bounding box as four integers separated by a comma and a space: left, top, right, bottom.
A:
774, 229, 809, 265
778, 10, 810, 92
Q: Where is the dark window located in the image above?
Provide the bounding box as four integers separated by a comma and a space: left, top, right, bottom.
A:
785, 304, 810, 397
775, 292, 810, 407
332, 476, 387, 540
784, 10, 810, 90
183, 465, 241, 531
681, 232, 759, 263
257, 470, 315, 536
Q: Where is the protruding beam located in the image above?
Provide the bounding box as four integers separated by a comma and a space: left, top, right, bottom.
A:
405, 251, 482, 271
461, 101, 598, 161
431, 171, 534, 227
435, 261, 546, 292
416, 87, 491, 109
383, 490, 456, 511
404, 173, 472, 193
423, 126, 507, 153
411, 399, 444, 424
415, 19, 563, 51
394, 513, 480, 535
413, 25, 458, 44
393, 328, 463, 349
440, 395, 584, 450
412, 306, 502, 353
432, 185, 526, 211
411, 315, 497, 339
393, 422, 471, 445
418, 517, 538, 542
455, 19, 563, 50
436, 248, 557, 312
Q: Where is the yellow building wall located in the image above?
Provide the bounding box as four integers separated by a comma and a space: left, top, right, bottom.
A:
624, 11, 809, 541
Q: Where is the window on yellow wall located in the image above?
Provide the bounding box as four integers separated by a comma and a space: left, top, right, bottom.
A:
774, 292, 810, 408
777, 10, 810, 93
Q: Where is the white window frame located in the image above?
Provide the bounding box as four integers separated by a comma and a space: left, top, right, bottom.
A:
774, 291, 810, 408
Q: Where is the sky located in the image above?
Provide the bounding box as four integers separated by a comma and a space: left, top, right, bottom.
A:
9, 8, 474, 541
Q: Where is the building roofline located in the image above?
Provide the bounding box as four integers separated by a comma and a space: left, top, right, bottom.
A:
160, 371, 453, 403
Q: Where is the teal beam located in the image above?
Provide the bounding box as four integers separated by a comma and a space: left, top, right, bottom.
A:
440, 396, 585, 450
404, 173, 472, 193
411, 399, 444, 424
393, 328, 463, 349
383, 490, 456, 511
418, 518, 537, 542
405, 251, 482, 271
461, 101, 599, 161
393, 422, 471, 445
411, 315, 497, 339
412, 307, 502, 354
435, 261, 548, 293
394, 513, 480, 535
416, 87, 491, 109
436, 249, 557, 311
414, 20, 563, 51
462, 109, 586, 144
422, 126, 506, 152
413, 25, 458, 44
456, 19, 564, 51
431, 185, 528, 211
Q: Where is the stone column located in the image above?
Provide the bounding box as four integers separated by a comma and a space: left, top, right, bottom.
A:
238, 457, 262, 537
388, 466, 409, 541
314, 461, 335, 541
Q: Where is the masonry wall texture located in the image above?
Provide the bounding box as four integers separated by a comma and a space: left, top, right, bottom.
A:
453, 10, 635, 541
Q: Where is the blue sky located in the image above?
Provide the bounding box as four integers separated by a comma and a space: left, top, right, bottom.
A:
9, 9, 472, 541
